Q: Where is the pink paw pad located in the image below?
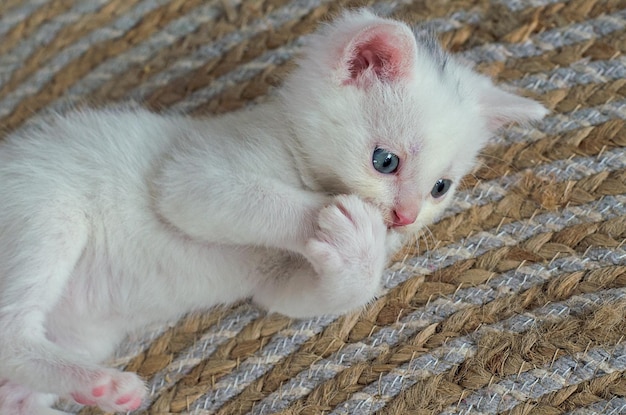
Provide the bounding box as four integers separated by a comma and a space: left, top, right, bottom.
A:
92, 385, 107, 398
69, 370, 146, 412
115, 393, 134, 406
126, 397, 142, 411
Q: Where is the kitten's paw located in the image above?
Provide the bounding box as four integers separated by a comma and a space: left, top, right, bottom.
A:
69, 369, 146, 413
385, 228, 406, 256
306, 195, 387, 305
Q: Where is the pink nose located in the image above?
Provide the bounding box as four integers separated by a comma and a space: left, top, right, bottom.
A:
392, 209, 417, 227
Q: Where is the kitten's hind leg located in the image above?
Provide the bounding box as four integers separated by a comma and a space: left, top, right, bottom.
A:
0, 213, 145, 413
253, 195, 390, 318
0, 379, 68, 415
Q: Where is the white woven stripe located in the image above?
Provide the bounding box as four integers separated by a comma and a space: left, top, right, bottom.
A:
449, 83, 626, 215
0, 0, 50, 38
338, 289, 626, 414
450, 129, 626, 217
61, 0, 237, 100
412, 296, 626, 415
275, 288, 626, 415
167, 40, 302, 114
565, 397, 626, 415
127, 0, 334, 100
512, 56, 626, 91
0, 0, 111, 87
495, 0, 564, 12
461, 10, 626, 65
0, 0, 332, 118
0, 0, 172, 118
192, 314, 335, 412
444, 340, 626, 414
410, 148, 626, 282
144, 305, 261, 404
399, 193, 626, 284
501, 98, 626, 148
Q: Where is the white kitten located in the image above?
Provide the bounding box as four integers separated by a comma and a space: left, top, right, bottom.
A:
0, 9, 546, 414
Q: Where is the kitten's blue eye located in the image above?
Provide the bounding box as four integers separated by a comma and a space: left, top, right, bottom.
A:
431, 179, 452, 198
372, 148, 399, 174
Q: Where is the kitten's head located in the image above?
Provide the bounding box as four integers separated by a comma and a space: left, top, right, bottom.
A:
281, 9, 547, 234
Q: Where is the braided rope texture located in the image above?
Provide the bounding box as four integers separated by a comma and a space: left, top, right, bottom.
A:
1, 0, 626, 414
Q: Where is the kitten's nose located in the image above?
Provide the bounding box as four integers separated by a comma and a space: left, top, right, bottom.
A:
392, 209, 417, 227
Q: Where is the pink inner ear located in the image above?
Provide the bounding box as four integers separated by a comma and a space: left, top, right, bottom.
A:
350, 49, 380, 78
344, 25, 414, 86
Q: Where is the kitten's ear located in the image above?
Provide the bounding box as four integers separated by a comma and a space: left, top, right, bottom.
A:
339, 22, 416, 87
480, 86, 548, 131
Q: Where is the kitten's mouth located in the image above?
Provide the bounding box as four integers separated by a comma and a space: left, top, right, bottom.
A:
381, 213, 396, 229
389, 223, 409, 232
388, 215, 420, 233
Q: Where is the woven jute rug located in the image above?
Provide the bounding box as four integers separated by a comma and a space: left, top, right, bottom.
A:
2, 0, 626, 414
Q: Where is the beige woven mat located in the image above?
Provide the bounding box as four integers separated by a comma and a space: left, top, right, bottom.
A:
1, 0, 626, 414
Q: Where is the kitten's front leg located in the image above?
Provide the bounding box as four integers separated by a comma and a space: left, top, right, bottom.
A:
254, 195, 389, 318
156, 158, 328, 255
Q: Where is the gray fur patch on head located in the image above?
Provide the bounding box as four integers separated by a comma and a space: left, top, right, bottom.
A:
413, 29, 450, 73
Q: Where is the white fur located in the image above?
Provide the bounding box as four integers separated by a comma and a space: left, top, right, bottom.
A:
0, 9, 546, 414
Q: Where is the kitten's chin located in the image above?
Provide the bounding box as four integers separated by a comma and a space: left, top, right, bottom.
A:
390, 223, 420, 235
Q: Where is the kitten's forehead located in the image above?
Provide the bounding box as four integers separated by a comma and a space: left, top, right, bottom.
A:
408, 142, 422, 155
361, 60, 484, 178
363, 85, 423, 145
